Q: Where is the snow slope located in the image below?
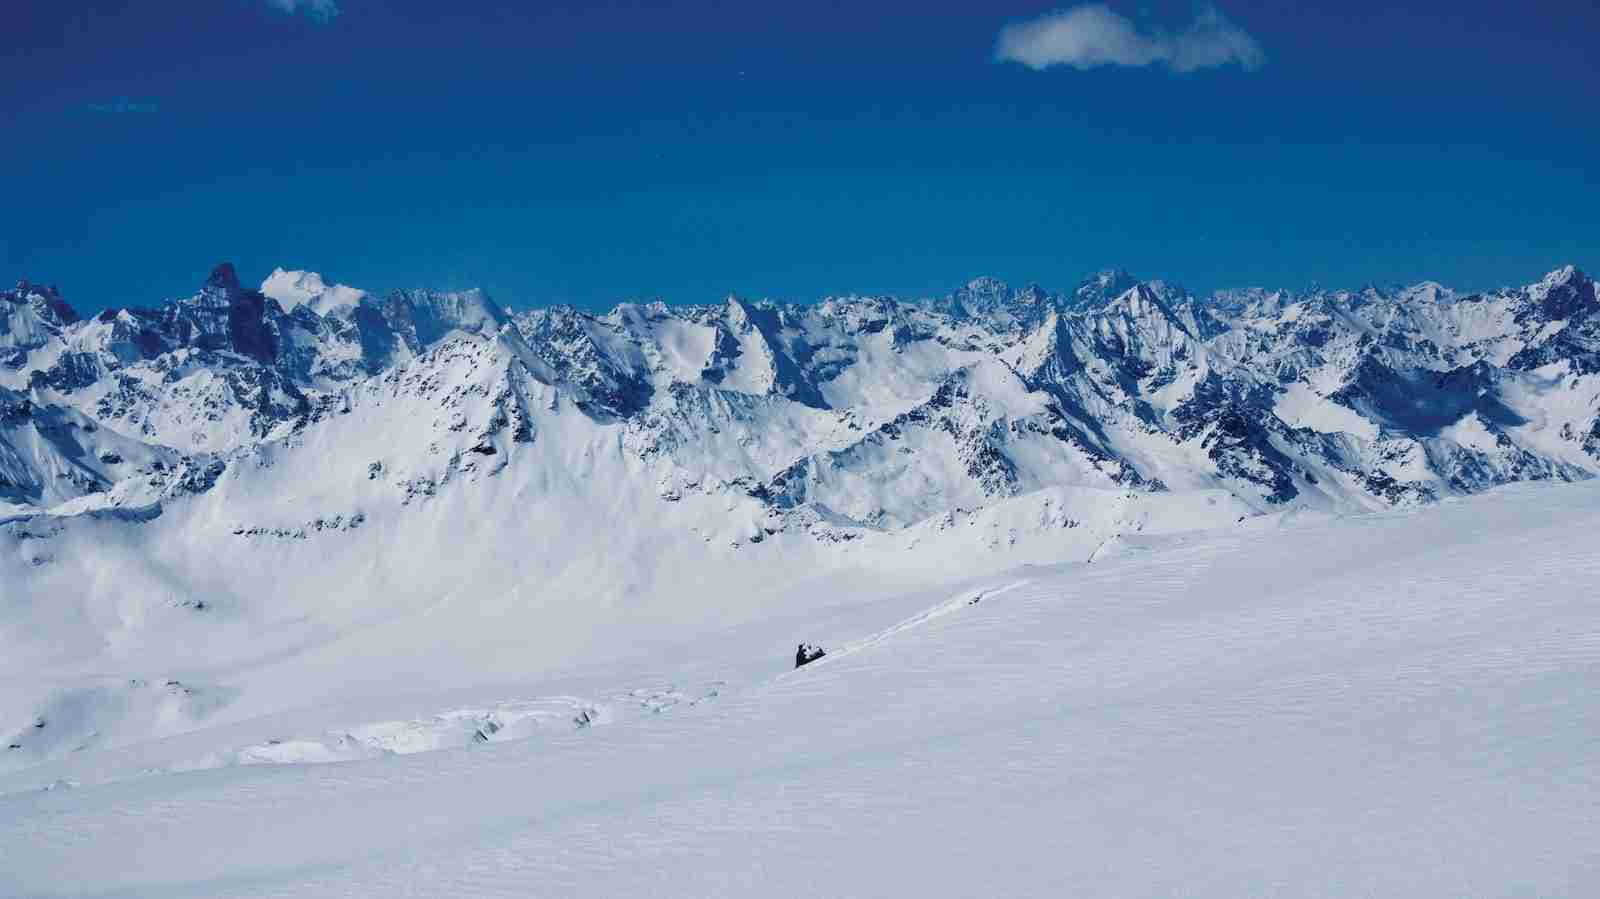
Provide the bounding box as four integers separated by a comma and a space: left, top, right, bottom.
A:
2, 262, 1599, 750
3, 480, 1597, 897
5, 262, 1600, 894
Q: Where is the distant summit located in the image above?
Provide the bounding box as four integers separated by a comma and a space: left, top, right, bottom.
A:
0, 260, 1596, 520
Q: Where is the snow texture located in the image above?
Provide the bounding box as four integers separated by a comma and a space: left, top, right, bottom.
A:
3, 263, 1600, 895
2, 481, 1598, 896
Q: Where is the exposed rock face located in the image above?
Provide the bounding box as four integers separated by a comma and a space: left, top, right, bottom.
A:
3, 261, 1600, 529
795, 644, 826, 668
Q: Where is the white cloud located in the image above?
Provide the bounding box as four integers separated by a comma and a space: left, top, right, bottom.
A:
264, 0, 340, 22
995, 4, 1264, 73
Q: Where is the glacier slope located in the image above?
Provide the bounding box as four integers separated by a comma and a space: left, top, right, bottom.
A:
2, 480, 1597, 896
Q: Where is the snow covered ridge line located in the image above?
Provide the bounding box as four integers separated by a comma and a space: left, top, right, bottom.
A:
1, 261, 1598, 524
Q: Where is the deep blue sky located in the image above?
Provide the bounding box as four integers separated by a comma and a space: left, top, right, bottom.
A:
4, 1, 1597, 312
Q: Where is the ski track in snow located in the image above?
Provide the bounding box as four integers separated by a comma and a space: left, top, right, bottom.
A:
806, 578, 1034, 667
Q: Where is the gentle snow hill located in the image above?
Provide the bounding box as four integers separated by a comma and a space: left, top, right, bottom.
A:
2, 480, 1597, 897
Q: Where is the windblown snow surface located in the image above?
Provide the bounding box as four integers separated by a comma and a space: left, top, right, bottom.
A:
3, 480, 1599, 897
5, 263, 1600, 895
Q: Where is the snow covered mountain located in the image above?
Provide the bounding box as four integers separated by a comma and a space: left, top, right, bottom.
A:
6, 261, 1600, 897
4, 260, 1600, 778
13, 261, 1596, 522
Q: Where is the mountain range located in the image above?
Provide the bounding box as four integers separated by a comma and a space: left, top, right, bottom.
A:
5, 259, 1600, 775
4, 261, 1597, 524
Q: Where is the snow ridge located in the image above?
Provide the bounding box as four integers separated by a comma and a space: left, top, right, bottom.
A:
2, 263, 1599, 521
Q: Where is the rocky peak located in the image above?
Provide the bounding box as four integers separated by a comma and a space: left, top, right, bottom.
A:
964, 276, 1009, 294
1533, 263, 1590, 294
206, 262, 242, 292
952, 277, 1010, 313
1013, 283, 1050, 307
1539, 264, 1584, 288
7, 280, 75, 318
950, 277, 1060, 328
1527, 264, 1595, 321
2, 280, 82, 350
156, 263, 279, 364
1071, 269, 1140, 308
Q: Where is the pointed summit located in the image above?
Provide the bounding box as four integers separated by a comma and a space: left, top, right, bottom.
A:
2, 281, 81, 353
1527, 264, 1595, 320
207, 262, 241, 292
1536, 264, 1586, 290
956, 276, 1010, 310
4, 280, 80, 328
1070, 269, 1141, 309
261, 268, 368, 316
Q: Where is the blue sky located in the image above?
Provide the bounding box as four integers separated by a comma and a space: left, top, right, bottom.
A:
3, 1, 1597, 311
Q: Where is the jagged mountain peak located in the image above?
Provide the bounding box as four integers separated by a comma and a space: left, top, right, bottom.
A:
5, 279, 79, 324
261, 268, 369, 316
143, 263, 280, 365
2, 281, 81, 355
5, 261, 1600, 526
388, 285, 504, 319
1207, 285, 1294, 310
1391, 281, 1456, 307
381, 286, 511, 353
1526, 264, 1594, 312
1142, 278, 1188, 300
952, 276, 1010, 310
205, 262, 242, 292
722, 292, 758, 325
949, 276, 1059, 327
1537, 263, 1585, 288
1013, 282, 1050, 306
1088, 283, 1201, 347
1072, 268, 1141, 307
